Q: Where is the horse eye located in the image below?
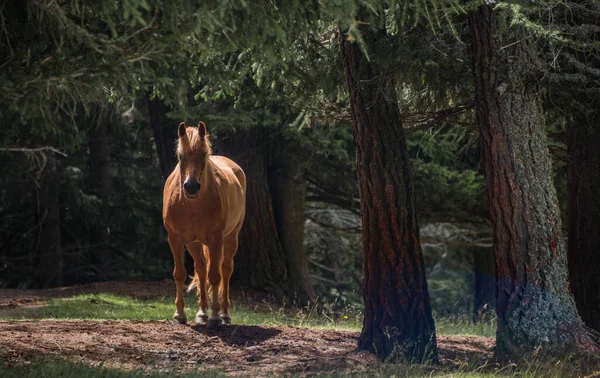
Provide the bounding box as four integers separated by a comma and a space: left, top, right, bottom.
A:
177, 153, 183, 160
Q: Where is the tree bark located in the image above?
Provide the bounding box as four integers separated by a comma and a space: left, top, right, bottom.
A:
469, 5, 594, 360
269, 137, 315, 305
340, 24, 438, 363
472, 247, 495, 322
146, 94, 177, 179
88, 107, 110, 278
216, 128, 290, 297
568, 110, 600, 333
37, 156, 63, 288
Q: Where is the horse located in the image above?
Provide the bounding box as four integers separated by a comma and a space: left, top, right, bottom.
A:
162, 121, 246, 328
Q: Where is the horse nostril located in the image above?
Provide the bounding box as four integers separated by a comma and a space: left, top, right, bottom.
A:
183, 180, 200, 194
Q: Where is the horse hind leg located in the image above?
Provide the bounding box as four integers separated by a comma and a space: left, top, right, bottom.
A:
220, 233, 238, 325
186, 241, 209, 323
168, 234, 187, 325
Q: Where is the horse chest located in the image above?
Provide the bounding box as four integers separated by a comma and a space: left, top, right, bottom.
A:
166, 201, 223, 244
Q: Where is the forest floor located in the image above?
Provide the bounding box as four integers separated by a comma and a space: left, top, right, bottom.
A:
0, 281, 495, 376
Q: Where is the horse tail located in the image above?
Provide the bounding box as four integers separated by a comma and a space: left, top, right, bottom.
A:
186, 244, 212, 294
186, 271, 212, 294
186, 272, 199, 293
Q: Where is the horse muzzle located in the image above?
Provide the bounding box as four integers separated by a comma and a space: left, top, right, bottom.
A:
183, 179, 201, 198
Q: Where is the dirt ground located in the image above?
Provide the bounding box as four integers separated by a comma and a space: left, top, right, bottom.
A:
0, 281, 494, 376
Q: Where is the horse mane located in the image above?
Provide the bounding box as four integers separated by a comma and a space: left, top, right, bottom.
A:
176, 124, 212, 156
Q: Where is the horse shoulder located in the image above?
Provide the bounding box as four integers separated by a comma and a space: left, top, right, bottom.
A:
210, 156, 245, 189
162, 169, 182, 227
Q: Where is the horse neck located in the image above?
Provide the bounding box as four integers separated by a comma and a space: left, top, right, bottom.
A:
199, 156, 216, 194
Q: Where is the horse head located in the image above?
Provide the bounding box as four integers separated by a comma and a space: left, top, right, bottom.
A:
176, 121, 212, 199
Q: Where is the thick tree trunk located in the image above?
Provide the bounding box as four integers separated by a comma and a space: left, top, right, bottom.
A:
146, 94, 177, 179
340, 25, 438, 363
472, 247, 495, 322
568, 110, 600, 332
88, 108, 110, 278
269, 138, 315, 305
217, 129, 289, 297
37, 156, 63, 288
469, 5, 593, 360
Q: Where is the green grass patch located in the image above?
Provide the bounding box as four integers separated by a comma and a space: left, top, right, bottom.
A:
0, 293, 497, 336
0, 293, 363, 331
0, 357, 585, 378
0, 293, 498, 336
434, 313, 496, 338
0, 359, 224, 378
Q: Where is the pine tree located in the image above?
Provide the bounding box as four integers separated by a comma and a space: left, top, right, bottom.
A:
340, 10, 438, 362
468, 3, 598, 360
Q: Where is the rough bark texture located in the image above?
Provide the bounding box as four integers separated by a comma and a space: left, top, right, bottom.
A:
37, 157, 63, 288
568, 110, 600, 333
146, 94, 177, 179
469, 5, 591, 360
88, 109, 110, 278
340, 26, 438, 363
269, 138, 315, 305
473, 247, 495, 322
216, 129, 290, 297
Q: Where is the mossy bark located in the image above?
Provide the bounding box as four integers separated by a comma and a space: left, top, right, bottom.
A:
469, 5, 592, 361
340, 24, 438, 363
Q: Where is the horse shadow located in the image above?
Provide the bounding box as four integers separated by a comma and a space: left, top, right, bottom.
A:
190, 323, 282, 347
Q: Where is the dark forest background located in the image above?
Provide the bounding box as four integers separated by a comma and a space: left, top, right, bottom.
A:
1, 2, 598, 358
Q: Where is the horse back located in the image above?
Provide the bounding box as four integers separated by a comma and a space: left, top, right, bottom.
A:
210, 156, 246, 230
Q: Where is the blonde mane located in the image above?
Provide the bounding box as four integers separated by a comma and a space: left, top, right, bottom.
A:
176, 123, 213, 157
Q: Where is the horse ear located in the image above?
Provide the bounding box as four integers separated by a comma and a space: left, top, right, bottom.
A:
178, 122, 186, 138
198, 121, 207, 138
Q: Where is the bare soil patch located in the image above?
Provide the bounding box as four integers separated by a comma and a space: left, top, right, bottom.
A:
0, 320, 494, 376
0, 282, 494, 376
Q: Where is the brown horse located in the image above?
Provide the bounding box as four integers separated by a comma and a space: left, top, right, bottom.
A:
162, 121, 246, 328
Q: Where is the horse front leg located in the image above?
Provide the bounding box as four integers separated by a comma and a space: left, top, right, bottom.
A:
168, 234, 187, 324
206, 237, 224, 328
186, 241, 209, 323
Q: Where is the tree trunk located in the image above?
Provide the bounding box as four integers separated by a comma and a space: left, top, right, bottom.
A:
88, 108, 110, 279
146, 94, 177, 179
472, 247, 495, 322
469, 5, 594, 360
216, 128, 289, 297
269, 137, 315, 305
37, 156, 63, 288
340, 25, 438, 363
568, 110, 600, 333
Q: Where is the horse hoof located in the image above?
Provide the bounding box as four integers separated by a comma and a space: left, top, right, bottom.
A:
173, 312, 187, 325
206, 318, 222, 329
195, 314, 209, 323
220, 315, 232, 325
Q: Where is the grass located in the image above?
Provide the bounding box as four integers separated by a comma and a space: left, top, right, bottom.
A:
0, 293, 363, 331
0, 359, 225, 378
0, 293, 592, 378
0, 356, 585, 378
0, 293, 496, 336
435, 313, 496, 338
